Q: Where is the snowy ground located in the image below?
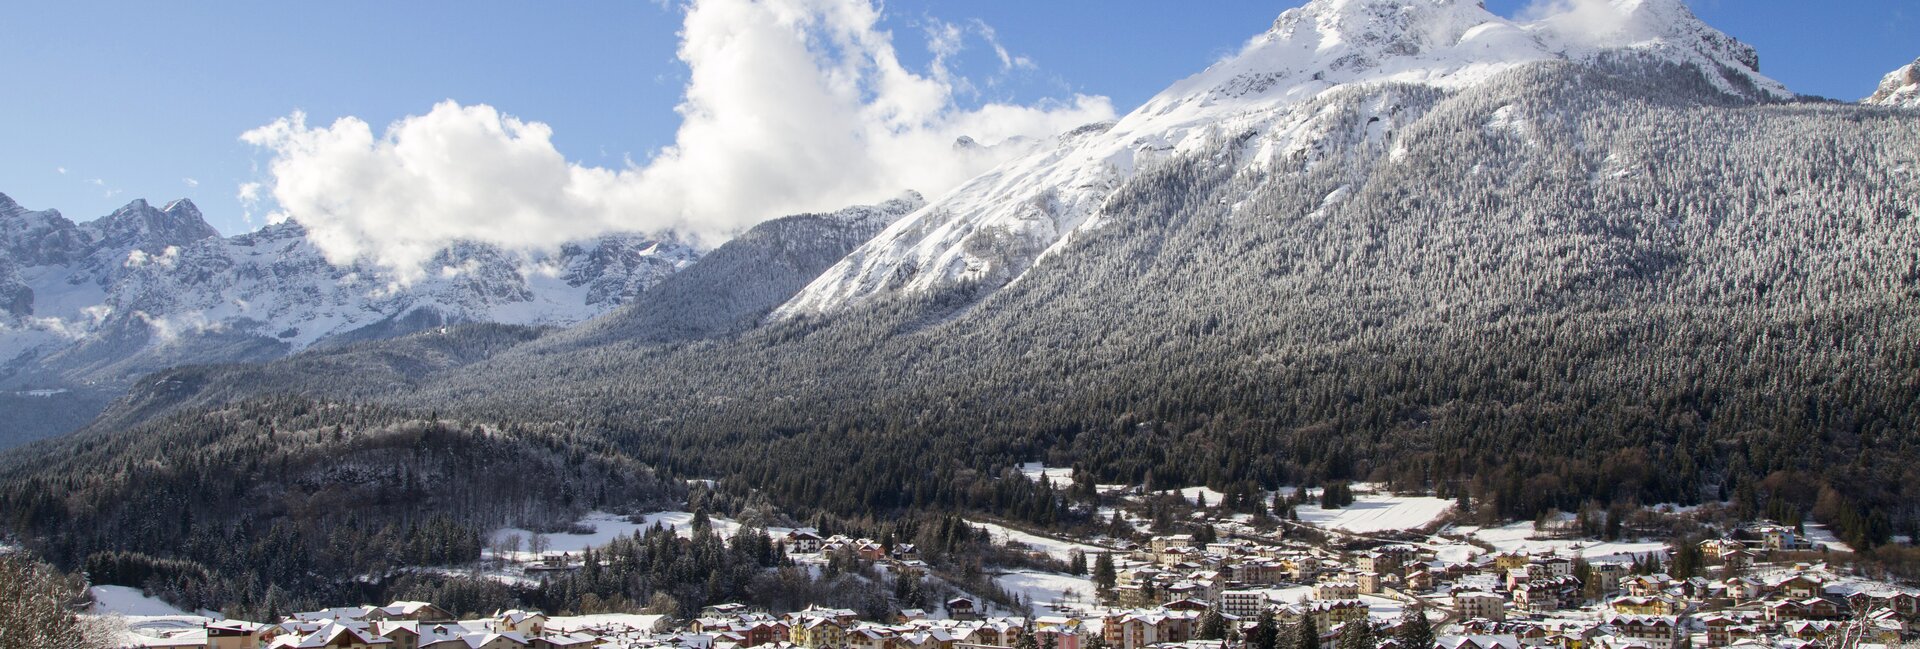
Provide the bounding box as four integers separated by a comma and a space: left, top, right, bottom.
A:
967, 520, 1115, 562
489, 511, 756, 560
1020, 463, 1075, 489
90, 586, 195, 617
1800, 523, 1856, 553
994, 570, 1099, 614
1294, 493, 1456, 534
548, 613, 669, 633
1156, 486, 1230, 507
1459, 521, 1669, 561
87, 588, 219, 649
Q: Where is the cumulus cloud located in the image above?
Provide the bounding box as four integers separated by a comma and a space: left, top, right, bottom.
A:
242, 0, 1114, 280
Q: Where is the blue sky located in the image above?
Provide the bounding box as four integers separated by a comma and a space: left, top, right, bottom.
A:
3, 0, 1913, 237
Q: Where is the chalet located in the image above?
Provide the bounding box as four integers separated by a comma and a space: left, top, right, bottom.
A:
1588, 563, 1630, 595
1698, 540, 1746, 562
1285, 600, 1370, 630
1152, 535, 1197, 555
1622, 575, 1674, 598
492, 610, 548, 636
793, 618, 849, 648
367, 601, 455, 623
285, 621, 397, 648
207, 620, 276, 649
1610, 596, 1680, 616
1103, 609, 1201, 649
1358, 546, 1418, 577
1514, 577, 1582, 613
1773, 575, 1827, 601
1719, 549, 1756, 570
1604, 616, 1678, 649
1436, 635, 1523, 649
1494, 553, 1532, 573
1034, 616, 1084, 649
848, 625, 896, 649
1315, 581, 1360, 601
946, 597, 980, 621
784, 530, 826, 554
1407, 569, 1436, 592
534, 634, 599, 649
1530, 556, 1574, 580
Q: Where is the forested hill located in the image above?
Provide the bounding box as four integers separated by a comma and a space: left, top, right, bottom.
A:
17, 11, 1920, 624
22, 54, 1916, 552
389, 59, 1920, 543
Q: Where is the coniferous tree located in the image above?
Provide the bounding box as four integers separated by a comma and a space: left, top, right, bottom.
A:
1396, 606, 1434, 649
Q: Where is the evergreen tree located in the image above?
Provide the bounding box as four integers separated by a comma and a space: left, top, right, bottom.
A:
1396, 606, 1434, 649
1093, 553, 1117, 595
1200, 608, 1228, 641
1297, 612, 1320, 649
1337, 621, 1376, 649
1249, 610, 1280, 649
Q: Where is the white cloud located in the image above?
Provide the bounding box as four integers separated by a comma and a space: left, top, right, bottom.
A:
88, 178, 105, 186
56, 166, 67, 175
243, 0, 1113, 280
182, 177, 199, 187
1521, 0, 1642, 45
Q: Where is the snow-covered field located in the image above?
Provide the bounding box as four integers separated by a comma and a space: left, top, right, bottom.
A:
1461, 521, 1669, 561
91, 585, 194, 617
1020, 463, 1075, 489
548, 613, 669, 633
490, 511, 754, 559
1294, 493, 1456, 534
87, 588, 220, 649
994, 570, 1098, 613
1157, 486, 1229, 507
1801, 523, 1856, 553
968, 520, 1113, 562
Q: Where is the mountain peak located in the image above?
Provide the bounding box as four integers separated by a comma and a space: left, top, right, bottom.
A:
1864, 57, 1920, 108
88, 196, 220, 249
161, 198, 203, 222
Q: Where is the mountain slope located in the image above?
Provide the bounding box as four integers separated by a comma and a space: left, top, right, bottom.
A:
775, 0, 1789, 320
536, 193, 924, 351
5, 0, 1920, 592
1864, 56, 1920, 108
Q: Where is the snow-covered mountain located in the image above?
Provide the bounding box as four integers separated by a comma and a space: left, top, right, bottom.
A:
0, 192, 699, 390
1864, 57, 1920, 108
773, 0, 1790, 319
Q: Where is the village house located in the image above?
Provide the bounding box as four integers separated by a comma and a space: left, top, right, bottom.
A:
206, 620, 277, 649
1103, 609, 1201, 649
1221, 590, 1269, 618
1314, 580, 1360, 601
1609, 596, 1680, 617
491, 610, 548, 636
1604, 616, 1679, 649
1357, 546, 1418, 577
1698, 540, 1745, 562
1436, 635, 1524, 649
1455, 592, 1508, 622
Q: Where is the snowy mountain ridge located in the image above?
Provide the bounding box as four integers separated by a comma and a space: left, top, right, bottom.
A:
0, 192, 700, 389
773, 0, 1790, 319
1864, 57, 1920, 108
